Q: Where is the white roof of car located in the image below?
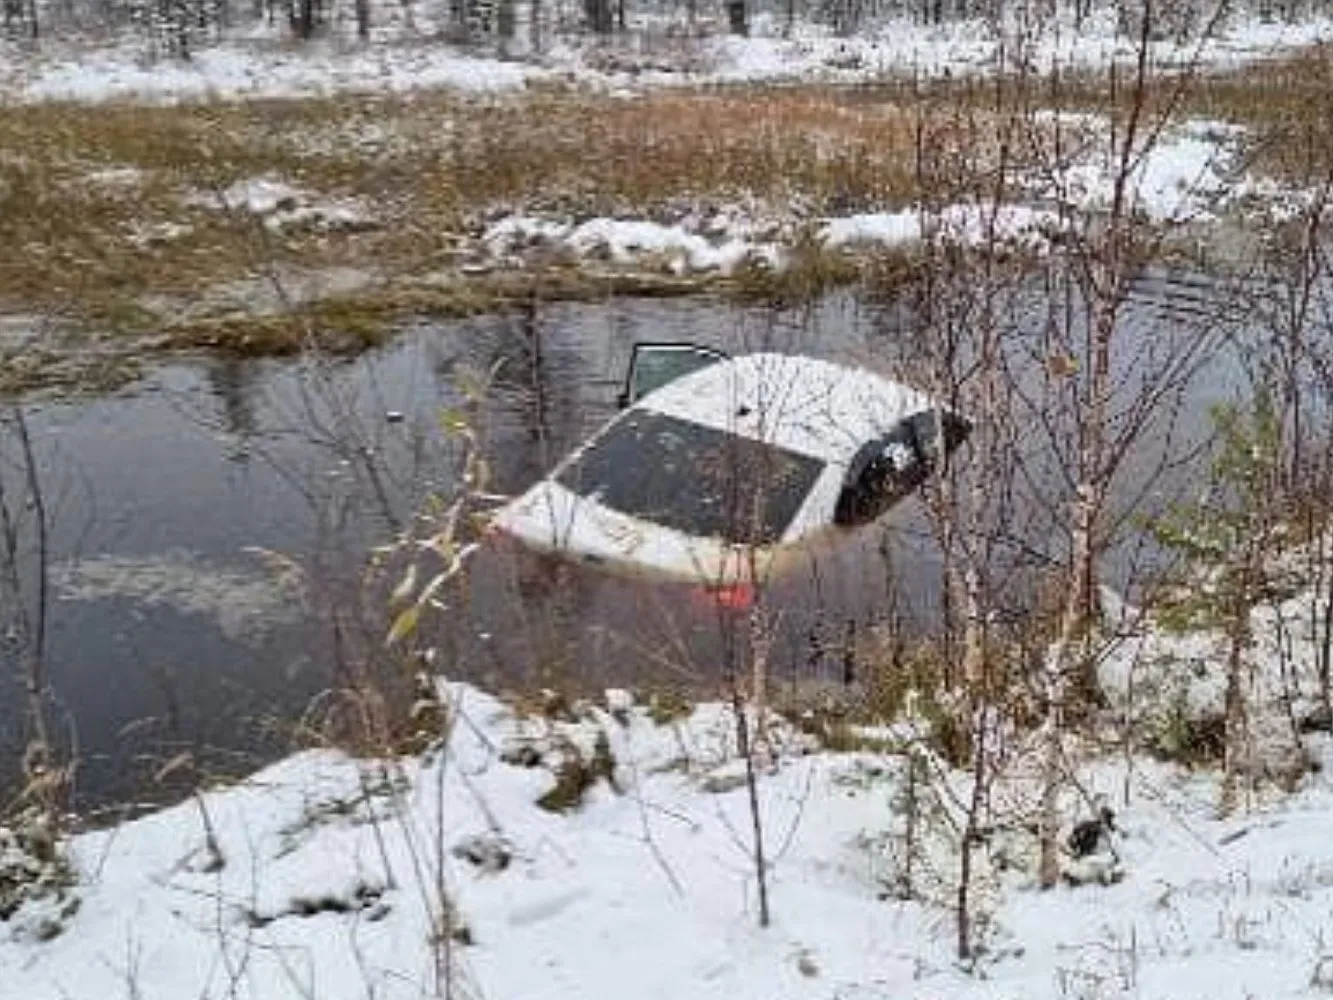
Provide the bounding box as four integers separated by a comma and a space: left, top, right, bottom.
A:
637, 352, 939, 463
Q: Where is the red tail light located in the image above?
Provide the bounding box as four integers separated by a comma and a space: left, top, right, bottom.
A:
702, 582, 756, 611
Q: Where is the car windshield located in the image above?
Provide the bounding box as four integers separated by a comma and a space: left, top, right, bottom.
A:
555, 410, 825, 547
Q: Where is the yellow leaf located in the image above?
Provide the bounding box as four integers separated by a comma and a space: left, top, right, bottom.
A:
386, 605, 420, 647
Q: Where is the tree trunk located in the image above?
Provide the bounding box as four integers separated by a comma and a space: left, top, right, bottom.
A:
585, 0, 611, 34
1037, 483, 1096, 889
726, 0, 746, 35
749, 601, 769, 725
0, 408, 57, 816
1036, 647, 1066, 889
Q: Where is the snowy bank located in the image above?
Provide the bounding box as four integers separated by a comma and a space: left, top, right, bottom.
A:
473, 117, 1314, 277
5, 669, 1333, 999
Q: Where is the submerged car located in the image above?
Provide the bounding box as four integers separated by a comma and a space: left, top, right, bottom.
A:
446, 346, 970, 693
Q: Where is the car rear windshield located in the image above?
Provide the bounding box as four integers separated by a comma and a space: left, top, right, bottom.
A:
555, 410, 825, 547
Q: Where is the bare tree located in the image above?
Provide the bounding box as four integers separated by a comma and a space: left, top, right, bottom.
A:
1028, 0, 1230, 887
0, 404, 65, 820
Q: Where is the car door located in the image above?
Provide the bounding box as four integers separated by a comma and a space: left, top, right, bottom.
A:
617, 343, 728, 409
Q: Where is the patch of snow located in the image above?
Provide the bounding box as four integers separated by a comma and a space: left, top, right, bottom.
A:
186, 176, 374, 232
1045, 118, 1248, 223
8, 40, 540, 104
4, 10, 1333, 105
82, 164, 146, 190
206, 176, 307, 215
822, 204, 1064, 251
568, 217, 764, 273
125, 219, 194, 248
483, 214, 780, 275
8, 671, 1333, 999
1099, 556, 1332, 784
821, 209, 921, 248
482, 120, 1315, 278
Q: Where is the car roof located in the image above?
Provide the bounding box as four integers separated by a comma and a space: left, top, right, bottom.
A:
634, 352, 942, 464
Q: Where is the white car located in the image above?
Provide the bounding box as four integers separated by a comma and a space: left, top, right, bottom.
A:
492, 348, 969, 597
452, 346, 969, 689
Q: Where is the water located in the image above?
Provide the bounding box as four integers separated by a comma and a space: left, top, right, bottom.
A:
0, 281, 1251, 807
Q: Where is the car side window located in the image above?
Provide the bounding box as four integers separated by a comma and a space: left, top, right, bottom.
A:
833, 422, 929, 527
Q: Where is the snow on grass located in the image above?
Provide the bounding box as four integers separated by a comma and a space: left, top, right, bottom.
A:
474, 115, 1312, 277
3, 10, 1332, 105
482, 214, 785, 275
6, 658, 1333, 1000
700, 8, 1333, 83
82, 164, 147, 190
480, 202, 1063, 276
1039, 118, 1256, 224
4, 39, 539, 104
1099, 541, 1333, 781
821, 204, 1065, 251
185, 176, 375, 232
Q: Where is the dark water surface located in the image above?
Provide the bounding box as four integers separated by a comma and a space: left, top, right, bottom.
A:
0, 284, 1246, 807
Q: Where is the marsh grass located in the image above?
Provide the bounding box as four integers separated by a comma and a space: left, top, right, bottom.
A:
0, 85, 955, 375
2, 56, 1326, 385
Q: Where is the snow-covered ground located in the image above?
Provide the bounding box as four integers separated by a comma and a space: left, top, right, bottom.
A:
1, 9, 1330, 104
473, 115, 1311, 276
3, 620, 1332, 1000
10, 518, 1333, 999
0, 691, 1318, 999
0, 39, 537, 104
184, 176, 376, 233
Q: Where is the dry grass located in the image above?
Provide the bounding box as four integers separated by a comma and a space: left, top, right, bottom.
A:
450, 89, 924, 211
0, 84, 961, 382
2, 55, 1323, 387
1186, 47, 1333, 182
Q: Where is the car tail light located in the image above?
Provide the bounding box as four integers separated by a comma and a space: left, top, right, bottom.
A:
700, 582, 756, 611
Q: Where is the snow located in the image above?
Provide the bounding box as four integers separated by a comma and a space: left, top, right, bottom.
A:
1042, 118, 1251, 224
1098, 545, 1332, 783
82, 165, 146, 190
185, 176, 375, 232
3, 9, 1332, 105
692, 9, 1333, 84
820, 210, 922, 248
474, 113, 1313, 278
483, 202, 1066, 274
821, 119, 1304, 246
4, 40, 537, 104
483, 215, 782, 275
821, 204, 1064, 251
642, 352, 943, 462
7, 672, 1333, 1000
